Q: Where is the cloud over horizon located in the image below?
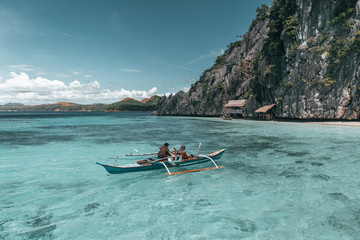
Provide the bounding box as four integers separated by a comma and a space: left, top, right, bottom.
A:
8, 64, 34, 72
119, 68, 142, 73
186, 49, 225, 65
0, 72, 158, 105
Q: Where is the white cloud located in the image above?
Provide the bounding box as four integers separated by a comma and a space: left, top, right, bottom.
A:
148, 87, 157, 96
177, 66, 200, 72
71, 71, 81, 75
59, 32, 73, 38
8, 64, 34, 72
36, 72, 48, 76
185, 77, 195, 83
119, 68, 142, 73
83, 74, 92, 78
57, 73, 70, 78
168, 87, 176, 91
183, 87, 190, 92
0, 7, 24, 36
0, 72, 158, 105
187, 49, 224, 65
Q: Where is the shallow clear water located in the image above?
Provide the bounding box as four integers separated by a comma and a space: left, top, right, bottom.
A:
1, 112, 360, 239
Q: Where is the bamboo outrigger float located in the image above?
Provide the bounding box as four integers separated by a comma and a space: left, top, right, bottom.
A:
96, 145, 226, 176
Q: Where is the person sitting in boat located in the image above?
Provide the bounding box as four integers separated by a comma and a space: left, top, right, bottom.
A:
158, 143, 171, 158
177, 145, 191, 160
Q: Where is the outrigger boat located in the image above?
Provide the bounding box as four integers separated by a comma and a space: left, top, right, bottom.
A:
96, 144, 226, 176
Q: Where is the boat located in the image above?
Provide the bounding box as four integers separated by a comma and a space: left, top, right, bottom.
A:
96, 146, 226, 176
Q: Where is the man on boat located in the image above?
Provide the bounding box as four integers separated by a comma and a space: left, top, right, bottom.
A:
158, 143, 171, 158
177, 145, 191, 159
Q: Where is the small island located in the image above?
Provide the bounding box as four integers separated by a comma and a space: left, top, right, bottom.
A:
0, 96, 160, 112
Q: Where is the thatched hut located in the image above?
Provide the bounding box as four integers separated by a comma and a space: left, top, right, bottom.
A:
255, 104, 276, 120
223, 100, 247, 118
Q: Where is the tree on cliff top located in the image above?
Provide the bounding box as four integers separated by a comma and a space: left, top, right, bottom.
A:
249, 4, 270, 31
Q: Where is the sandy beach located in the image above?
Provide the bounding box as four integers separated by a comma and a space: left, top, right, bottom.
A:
304, 121, 360, 127
230, 118, 360, 127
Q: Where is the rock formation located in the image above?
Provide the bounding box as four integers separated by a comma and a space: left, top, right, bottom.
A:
156, 0, 360, 120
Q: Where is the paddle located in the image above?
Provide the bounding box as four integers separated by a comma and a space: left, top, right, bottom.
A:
196, 143, 202, 156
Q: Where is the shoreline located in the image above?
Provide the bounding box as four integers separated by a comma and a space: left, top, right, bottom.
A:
1, 110, 360, 127
273, 118, 360, 127
227, 118, 360, 127
302, 121, 360, 127
272, 119, 360, 127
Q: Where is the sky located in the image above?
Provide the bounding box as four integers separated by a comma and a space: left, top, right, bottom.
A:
0, 0, 272, 105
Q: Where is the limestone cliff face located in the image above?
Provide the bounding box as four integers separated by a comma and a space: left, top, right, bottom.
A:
157, 19, 269, 116
277, 0, 360, 119
157, 0, 360, 120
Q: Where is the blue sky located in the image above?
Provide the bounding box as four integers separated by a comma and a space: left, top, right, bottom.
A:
0, 0, 272, 104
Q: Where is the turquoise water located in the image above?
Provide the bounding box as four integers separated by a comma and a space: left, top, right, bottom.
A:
1, 112, 360, 239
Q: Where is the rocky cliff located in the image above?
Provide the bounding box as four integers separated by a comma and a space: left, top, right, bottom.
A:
156, 0, 360, 120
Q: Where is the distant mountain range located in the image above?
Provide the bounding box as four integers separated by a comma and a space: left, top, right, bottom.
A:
0, 96, 160, 112
3, 103, 24, 106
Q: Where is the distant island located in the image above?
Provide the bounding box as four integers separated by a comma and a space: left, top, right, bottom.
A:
0, 96, 160, 112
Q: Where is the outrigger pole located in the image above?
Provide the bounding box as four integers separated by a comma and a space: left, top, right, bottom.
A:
126, 144, 180, 157
159, 161, 172, 175
198, 155, 220, 168
164, 155, 224, 176
166, 166, 224, 176
126, 149, 157, 156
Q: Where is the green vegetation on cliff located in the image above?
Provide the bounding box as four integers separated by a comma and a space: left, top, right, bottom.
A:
249, 4, 269, 32
325, 0, 358, 89
262, 0, 297, 83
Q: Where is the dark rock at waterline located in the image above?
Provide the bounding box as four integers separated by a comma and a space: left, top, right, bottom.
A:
195, 198, 211, 206
232, 218, 257, 233
327, 215, 357, 235
287, 151, 309, 157
328, 192, 349, 202
312, 174, 330, 181
26, 214, 53, 227
311, 162, 324, 166
243, 190, 254, 196
84, 203, 100, 213
0, 219, 12, 237
279, 170, 299, 178
22, 224, 57, 239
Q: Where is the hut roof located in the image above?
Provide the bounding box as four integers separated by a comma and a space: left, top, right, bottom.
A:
224, 100, 246, 108
255, 104, 277, 113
